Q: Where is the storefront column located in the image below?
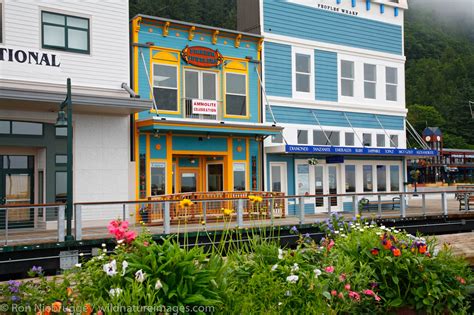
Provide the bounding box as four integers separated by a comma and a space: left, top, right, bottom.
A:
166, 132, 173, 194
226, 137, 233, 191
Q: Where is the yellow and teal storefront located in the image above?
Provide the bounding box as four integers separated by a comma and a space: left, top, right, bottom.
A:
131, 15, 281, 200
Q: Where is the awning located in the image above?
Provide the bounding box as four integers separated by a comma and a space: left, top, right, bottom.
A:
137, 117, 283, 136
267, 144, 438, 157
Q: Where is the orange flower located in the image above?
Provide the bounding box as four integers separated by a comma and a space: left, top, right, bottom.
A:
52, 301, 62, 313
66, 287, 73, 297
44, 306, 51, 315
83, 304, 93, 315
382, 239, 392, 250
418, 244, 427, 254
392, 248, 401, 257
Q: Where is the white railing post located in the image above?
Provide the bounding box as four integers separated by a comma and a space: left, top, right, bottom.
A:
237, 199, 244, 227
464, 194, 469, 211
34, 207, 38, 229
442, 192, 448, 216
352, 195, 358, 217
164, 202, 171, 234
400, 194, 406, 218
5, 208, 8, 246
327, 196, 332, 215
270, 198, 275, 225
422, 193, 426, 216
75, 205, 82, 241
58, 205, 65, 242
202, 202, 207, 224
299, 197, 305, 224
377, 195, 382, 217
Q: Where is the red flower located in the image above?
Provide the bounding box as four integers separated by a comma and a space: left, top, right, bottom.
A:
331, 290, 337, 296
339, 273, 346, 282
344, 283, 351, 291
363, 289, 375, 296
327, 239, 335, 251
325, 266, 335, 273
338, 292, 344, 299
456, 276, 466, 285
348, 291, 361, 301
370, 247, 380, 255
418, 244, 427, 254
392, 247, 401, 257
382, 239, 392, 250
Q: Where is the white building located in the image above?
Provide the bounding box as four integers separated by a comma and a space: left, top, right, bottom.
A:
0, 0, 151, 228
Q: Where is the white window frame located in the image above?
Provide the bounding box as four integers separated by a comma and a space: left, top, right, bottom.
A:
184, 69, 218, 101
292, 46, 314, 100
225, 72, 247, 117
0, 1, 4, 44
340, 59, 355, 97
233, 162, 247, 191
385, 66, 398, 102
269, 162, 287, 194
364, 63, 377, 99
153, 63, 179, 112
150, 161, 167, 196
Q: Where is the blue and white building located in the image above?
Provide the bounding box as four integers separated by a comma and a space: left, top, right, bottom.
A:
238, 0, 436, 213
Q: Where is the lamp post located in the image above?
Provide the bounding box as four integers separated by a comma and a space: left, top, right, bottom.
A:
56, 78, 74, 241
409, 159, 420, 197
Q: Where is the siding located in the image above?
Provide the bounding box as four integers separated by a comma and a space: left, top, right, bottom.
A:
266, 106, 404, 130
263, 0, 402, 55
315, 50, 338, 102
264, 41, 292, 97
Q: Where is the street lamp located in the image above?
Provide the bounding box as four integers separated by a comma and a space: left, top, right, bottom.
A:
409, 159, 420, 196
55, 78, 74, 241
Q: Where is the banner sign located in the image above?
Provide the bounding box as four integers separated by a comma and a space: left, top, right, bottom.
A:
286, 145, 438, 157
181, 46, 223, 68
192, 99, 218, 115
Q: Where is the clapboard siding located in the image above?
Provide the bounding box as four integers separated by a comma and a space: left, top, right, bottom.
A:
266, 106, 404, 130
2, 1, 130, 93
263, 0, 402, 55
264, 41, 292, 97
315, 50, 338, 102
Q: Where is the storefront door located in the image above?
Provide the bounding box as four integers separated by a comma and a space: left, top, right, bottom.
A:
270, 162, 287, 194
178, 170, 199, 193
313, 164, 340, 212
207, 163, 224, 192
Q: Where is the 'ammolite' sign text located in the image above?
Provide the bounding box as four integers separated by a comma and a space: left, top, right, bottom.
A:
192, 99, 218, 116
0, 47, 61, 67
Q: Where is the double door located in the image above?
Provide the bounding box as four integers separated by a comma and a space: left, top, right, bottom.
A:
314, 164, 340, 212
176, 162, 224, 193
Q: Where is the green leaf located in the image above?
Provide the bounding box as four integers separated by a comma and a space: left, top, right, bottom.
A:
322, 291, 331, 299
392, 275, 399, 285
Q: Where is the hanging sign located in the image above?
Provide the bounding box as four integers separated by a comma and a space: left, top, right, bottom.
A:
181, 46, 223, 68
285, 145, 438, 157
192, 99, 218, 115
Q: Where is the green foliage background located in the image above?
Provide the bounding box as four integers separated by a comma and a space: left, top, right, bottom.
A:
130, 0, 473, 148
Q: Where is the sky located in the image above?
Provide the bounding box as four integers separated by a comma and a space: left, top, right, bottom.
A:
409, 0, 474, 24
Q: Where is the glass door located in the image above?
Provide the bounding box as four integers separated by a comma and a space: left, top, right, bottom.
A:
327, 165, 339, 207
207, 164, 223, 192
184, 70, 218, 119
270, 163, 287, 194
179, 170, 198, 193
314, 165, 325, 211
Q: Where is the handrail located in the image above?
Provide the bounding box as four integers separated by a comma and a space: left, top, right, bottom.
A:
0, 203, 65, 209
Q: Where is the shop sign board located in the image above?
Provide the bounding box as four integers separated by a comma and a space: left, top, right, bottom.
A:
181, 46, 223, 68
286, 145, 438, 157
192, 99, 218, 115
326, 156, 344, 164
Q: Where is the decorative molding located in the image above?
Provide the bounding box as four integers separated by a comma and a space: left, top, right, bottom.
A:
235, 34, 242, 48
163, 21, 170, 37
212, 30, 219, 45
258, 38, 264, 52
188, 26, 195, 41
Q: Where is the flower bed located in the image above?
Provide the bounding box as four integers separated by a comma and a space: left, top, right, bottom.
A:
0, 215, 472, 314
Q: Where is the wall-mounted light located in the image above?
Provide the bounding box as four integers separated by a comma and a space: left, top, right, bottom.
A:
207, 133, 211, 140
153, 129, 160, 138
190, 158, 196, 164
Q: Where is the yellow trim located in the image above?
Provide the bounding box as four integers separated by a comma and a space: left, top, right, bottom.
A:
246, 137, 250, 190
257, 48, 262, 123
257, 38, 264, 52
166, 132, 173, 194
163, 21, 170, 37
146, 134, 151, 196
223, 65, 250, 119
212, 30, 219, 44
235, 34, 242, 48
134, 119, 140, 203
226, 137, 233, 190
132, 17, 142, 97
173, 150, 228, 156
152, 51, 178, 62
188, 26, 196, 41
150, 55, 181, 115
225, 61, 247, 71
183, 65, 220, 73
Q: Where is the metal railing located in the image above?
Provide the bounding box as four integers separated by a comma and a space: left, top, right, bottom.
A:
1, 189, 474, 246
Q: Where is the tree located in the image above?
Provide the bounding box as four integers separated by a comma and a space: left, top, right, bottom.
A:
406, 104, 445, 134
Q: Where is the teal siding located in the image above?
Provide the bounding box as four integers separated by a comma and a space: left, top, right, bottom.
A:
139, 135, 147, 154
249, 140, 260, 190
150, 136, 167, 159
266, 106, 405, 130
264, 42, 292, 97
263, 0, 403, 55
172, 136, 227, 152
315, 50, 338, 102
179, 158, 200, 167
233, 138, 247, 160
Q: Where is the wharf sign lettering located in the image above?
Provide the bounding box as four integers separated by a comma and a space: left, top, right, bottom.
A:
192, 99, 218, 115
0, 47, 60, 67
285, 145, 438, 157
181, 46, 223, 68
288, 0, 359, 16
317, 3, 358, 16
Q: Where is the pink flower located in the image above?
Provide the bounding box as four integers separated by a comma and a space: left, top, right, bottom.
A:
325, 266, 335, 273
374, 295, 381, 301
143, 241, 149, 247
338, 292, 344, 299
348, 291, 361, 301
124, 230, 137, 243
339, 273, 346, 282
363, 289, 375, 296
108, 220, 136, 244
344, 284, 351, 291
327, 239, 335, 250
331, 290, 337, 296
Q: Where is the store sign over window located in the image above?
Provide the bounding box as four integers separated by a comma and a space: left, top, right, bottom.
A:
192, 99, 218, 115
181, 46, 223, 68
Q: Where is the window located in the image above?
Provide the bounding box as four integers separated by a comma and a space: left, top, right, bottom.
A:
341, 60, 354, 97
0, 3, 3, 43
185, 70, 216, 100
271, 164, 282, 192
233, 163, 246, 191
363, 133, 372, 146
345, 165, 356, 193
390, 165, 400, 191
42, 11, 89, 53
295, 53, 311, 93
364, 64, 377, 99
376, 134, 385, 147
313, 130, 339, 146
377, 165, 387, 192
226, 73, 247, 116
153, 64, 178, 111
11, 121, 43, 135
55, 155, 67, 164
345, 132, 354, 146
150, 162, 166, 196
390, 135, 399, 147
386, 67, 398, 101
272, 133, 283, 144
296, 164, 310, 195
297, 130, 308, 144
0, 120, 10, 134
56, 127, 67, 137
363, 165, 373, 192
55, 171, 67, 202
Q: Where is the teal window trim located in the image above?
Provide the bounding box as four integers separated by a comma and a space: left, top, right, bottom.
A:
0, 120, 44, 136
41, 11, 90, 54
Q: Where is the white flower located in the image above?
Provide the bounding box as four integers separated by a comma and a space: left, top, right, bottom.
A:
376, 232, 382, 236
313, 269, 322, 277
117, 239, 124, 244
271, 264, 279, 271
155, 279, 163, 290
103, 260, 117, 276
102, 243, 106, 248
291, 263, 299, 273
278, 302, 283, 306
339, 227, 344, 231
334, 230, 339, 234
278, 248, 284, 260
341, 234, 347, 238
394, 229, 399, 234
380, 225, 386, 230
75, 263, 82, 268
285, 290, 292, 296
79, 253, 84, 257
122, 260, 128, 276
135, 269, 146, 283
109, 288, 122, 297
286, 275, 299, 283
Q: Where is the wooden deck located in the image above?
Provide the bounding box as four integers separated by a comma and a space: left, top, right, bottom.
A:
0, 196, 471, 247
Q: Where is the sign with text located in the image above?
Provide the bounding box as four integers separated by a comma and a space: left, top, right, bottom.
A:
0, 47, 61, 67
181, 46, 223, 68
192, 99, 218, 115
288, 0, 359, 16
286, 145, 438, 157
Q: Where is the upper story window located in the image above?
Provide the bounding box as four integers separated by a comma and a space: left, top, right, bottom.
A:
0, 120, 43, 136
314, 130, 340, 146
345, 132, 355, 146
225, 73, 247, 117
390, 135, 399, 147
153, 64, 178, 112
293, 48, 314, 99
364, 64, 377, 99
297, 130, 308, 144
341, 60, 354, 97
386, 67, 398, 101
41, 11, 89, 54
363, 133, 372, 146
376, 134, 385, 147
